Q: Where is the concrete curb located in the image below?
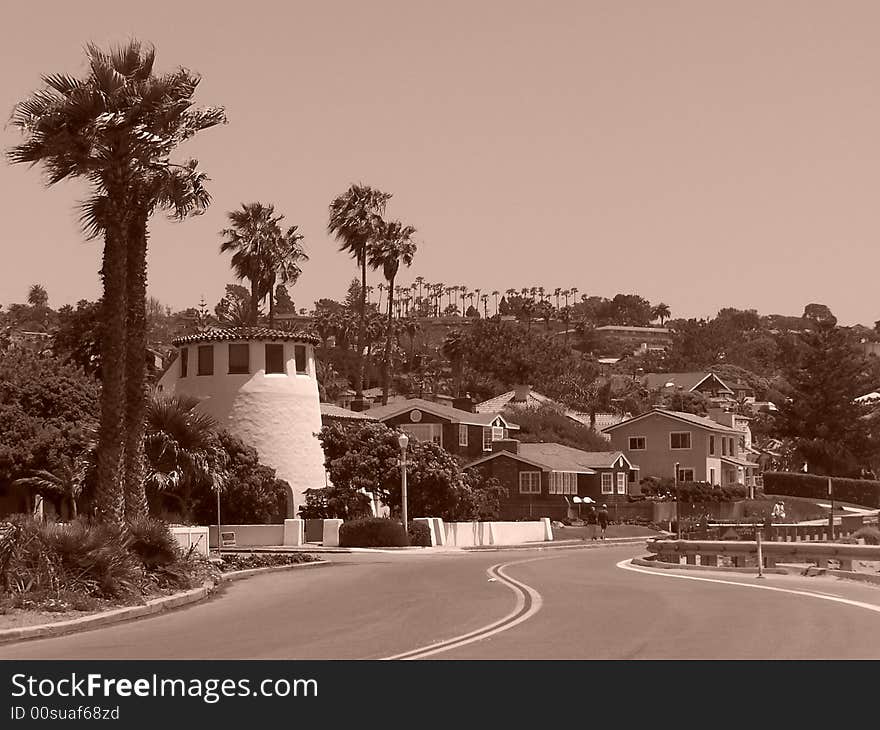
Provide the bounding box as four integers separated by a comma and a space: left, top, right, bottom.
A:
0, 558, 328, 646
630, 556, 788, 575
463, 536, 654, 552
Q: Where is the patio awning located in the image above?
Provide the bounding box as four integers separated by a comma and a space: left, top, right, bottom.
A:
721, 456, 756, 469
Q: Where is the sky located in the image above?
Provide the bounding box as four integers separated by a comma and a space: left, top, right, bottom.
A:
2, 1, 879, 325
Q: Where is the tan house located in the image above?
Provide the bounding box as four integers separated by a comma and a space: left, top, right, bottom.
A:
602, 408, 757, 487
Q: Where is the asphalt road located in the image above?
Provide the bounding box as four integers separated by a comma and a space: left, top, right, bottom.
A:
3, 544, 880, 660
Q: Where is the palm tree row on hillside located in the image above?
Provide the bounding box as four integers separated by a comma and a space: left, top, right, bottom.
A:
9, 40, 225, 526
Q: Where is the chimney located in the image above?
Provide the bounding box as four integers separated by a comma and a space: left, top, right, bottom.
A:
512, 384, 531, 403
453, 393, 475, 413
492, 439, 520, 455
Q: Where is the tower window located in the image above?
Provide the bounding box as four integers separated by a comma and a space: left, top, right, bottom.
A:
265, 344, 285, 374
294, 345, 308, 374
197, 345, 214, 376
228, 343, 250, 374
179, 348, 188, 377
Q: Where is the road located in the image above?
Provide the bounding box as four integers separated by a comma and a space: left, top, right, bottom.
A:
3, 543, 880, 659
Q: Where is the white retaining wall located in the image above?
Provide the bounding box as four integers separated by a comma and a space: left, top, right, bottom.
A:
443, 519, 552, 547
170, 526, 210, 558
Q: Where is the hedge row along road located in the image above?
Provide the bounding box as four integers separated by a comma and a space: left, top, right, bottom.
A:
3, 546, 880, 660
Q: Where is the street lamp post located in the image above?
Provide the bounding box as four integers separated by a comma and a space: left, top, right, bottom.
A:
674, 462, 680, 539
216, 486, 222, 558
828, 476, 835, 541
398, 433, 410, 533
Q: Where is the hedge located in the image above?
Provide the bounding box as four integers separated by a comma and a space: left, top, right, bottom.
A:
339, 518, 409, 547
762, 472, 880, 508
407, 521, 432, 547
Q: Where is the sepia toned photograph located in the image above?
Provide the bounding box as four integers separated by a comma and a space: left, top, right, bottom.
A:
1, 3, 879, 707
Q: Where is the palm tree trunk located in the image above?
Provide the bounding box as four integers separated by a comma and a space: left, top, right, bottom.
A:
95, 215, 127, 527
382, 276, 395, 406
123, 211, 149, 523
250, 277, 259, 325
355, 254, 367, 400
267, 273, 277, 328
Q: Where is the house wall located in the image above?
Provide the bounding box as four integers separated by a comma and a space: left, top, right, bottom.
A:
380, 410, 503, 459
157, 340, 325, 519
609, 413, 739, 483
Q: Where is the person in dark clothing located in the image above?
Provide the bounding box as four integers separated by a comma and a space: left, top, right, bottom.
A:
584, 503, 598, 540
598, 504, 610, 540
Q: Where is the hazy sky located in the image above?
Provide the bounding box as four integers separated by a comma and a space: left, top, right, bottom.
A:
2, 1, 879, 325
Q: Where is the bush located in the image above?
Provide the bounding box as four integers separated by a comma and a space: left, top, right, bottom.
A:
218, 553, 319, 572
407, 521, 432, 547
127, 517, 181, 569
851, 526, 880, 545
762, 472, 880, 508
339, 518, 409, 548
640, 478, 749, 503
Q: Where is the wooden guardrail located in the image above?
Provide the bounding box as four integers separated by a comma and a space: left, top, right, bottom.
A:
646, 539, 880, 571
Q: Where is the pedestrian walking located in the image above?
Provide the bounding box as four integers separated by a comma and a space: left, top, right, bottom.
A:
585, 503, 598, 540
598, 504, 610, 540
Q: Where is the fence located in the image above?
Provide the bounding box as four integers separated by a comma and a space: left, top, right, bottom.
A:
170, 526, 210, 558
646, 538, 880, 571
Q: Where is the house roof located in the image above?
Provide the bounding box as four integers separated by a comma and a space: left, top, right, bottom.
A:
601, 408, 741, 435
720, 456, 756, 468
320, 404, 377, 421
594, 325, 670, 334
519, 444, 635, 471
641, 372, 734, 394
474, 389, 596, 428
366, 398, 519, 429
172, 327, 319, 346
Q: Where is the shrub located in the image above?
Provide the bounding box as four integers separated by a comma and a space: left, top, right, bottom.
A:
407, 521, 432, 547
762, 472, 880, 508
851, 526, 880, 545
127, 517, 181, 569
339, 518, 409, 548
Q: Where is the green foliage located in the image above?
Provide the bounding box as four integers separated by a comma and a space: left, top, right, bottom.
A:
407, 521, 432, 547
298, 486, 373, 520
52, 300, 102, 375
218, 553, 318, 571
126, 517, 181, 569
506, 404, 611, 451
762, 472, 880, 508
339, 518, 409, 547
851, 527, 880, 545
640, 478, 748, 503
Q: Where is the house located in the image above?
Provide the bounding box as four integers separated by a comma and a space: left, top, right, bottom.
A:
365, 397, 519, 459
320, 403, 377, 426
594, 325, 672, 356
641, 372, 736, 404
602, 408, 757, 487
465, 440, 638, 521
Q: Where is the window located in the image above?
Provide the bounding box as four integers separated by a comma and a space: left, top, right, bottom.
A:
401, 424, 442, 446
670, 432, 691, 450
677, 467, 695, 483
628, 470, 637, 483
616, 472, 626, 494
492, 426, 504, 441
197, 345, 213, 376
628, 436, 646, 451
519, 471, 542, 494
709, 435, 715, 456
549, 472, 577, 495
729, 437, 736, 455
294, 345, 308, 374
722, 437, 728, 456
459, 424, 468, 447
179, 348, 188, 378
601, 473, 613, 494
265, 344, 284, 374
228, 343, 249, 374
710, 468, 716, 485
482, 427, 493, 451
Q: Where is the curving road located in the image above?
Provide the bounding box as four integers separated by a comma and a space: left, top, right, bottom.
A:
3, 544, 880, 660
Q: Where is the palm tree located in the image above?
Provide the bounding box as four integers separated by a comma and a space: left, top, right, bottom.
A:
554, 287, 562, 310
376, 282, 385, 312
369, 220, 417, 405
12, 449, 92, 520
653, 302, 671, 325
403, 318, 422, 362
562, 289, 571, 308
415, 276, 425, 306
481, 293, 489, 318
144, 393, 228, 523
459, 286, 468, 316
442, 330, 467, 397
27, 284, 49, 308
570, 287, 579, 303
538, 286, 545, 303
328, 184, 391, 403
10, 41, 224, 526
492, 290, 500, 315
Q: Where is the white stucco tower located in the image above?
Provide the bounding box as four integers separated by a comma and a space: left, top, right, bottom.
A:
157, 327, 325, 518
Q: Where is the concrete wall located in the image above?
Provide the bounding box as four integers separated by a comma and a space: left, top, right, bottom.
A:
170, 526, 210, 557
208, 524, 284, 548
158, 339, 325, 518
443, 520, 551, 547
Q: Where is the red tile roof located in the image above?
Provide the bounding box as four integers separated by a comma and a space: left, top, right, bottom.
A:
172, 327, 319, 346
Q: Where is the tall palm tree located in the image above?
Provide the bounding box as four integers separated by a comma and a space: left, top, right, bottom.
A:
492, 290, 500, 315
481, 293, 489, 318
376, 282, 385, 312
554, 287, 562, 310
570, 287, 579, 303
10, 41, 224, 526
369, 220, 417, 405
415, 276, 425, 306
563, 289, 571, 308
27, 284, 49, 308
328, 184, 391, 403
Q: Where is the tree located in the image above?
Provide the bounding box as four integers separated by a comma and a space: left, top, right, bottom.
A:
10, 41, 224, 526
274, 284, 296, 315
328, 185, 392, 404
775, 323, 872, 476
27, 284, 48, 309
53, 300, 102, 375
368, 219, 417, 405
652, 302, 671, 325
802, 303, 837, 328
215, 284, 260, 326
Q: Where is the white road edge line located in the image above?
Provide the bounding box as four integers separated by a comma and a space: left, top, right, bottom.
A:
617, 559, 880, 614
383, 556, 546, 660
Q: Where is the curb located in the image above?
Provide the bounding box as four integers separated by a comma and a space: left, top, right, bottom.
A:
0, 558, 328, 646
463, 536, 653, 552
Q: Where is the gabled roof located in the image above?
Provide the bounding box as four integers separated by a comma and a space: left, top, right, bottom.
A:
519, 444, 636, 471
172, 327, 319, 346
641, 372, 734, 394
366, 398, 519, 429
602, 408, 741, 435
320, 404, 377, 421
474, 389, 593, 428
465, 449, 563, 472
